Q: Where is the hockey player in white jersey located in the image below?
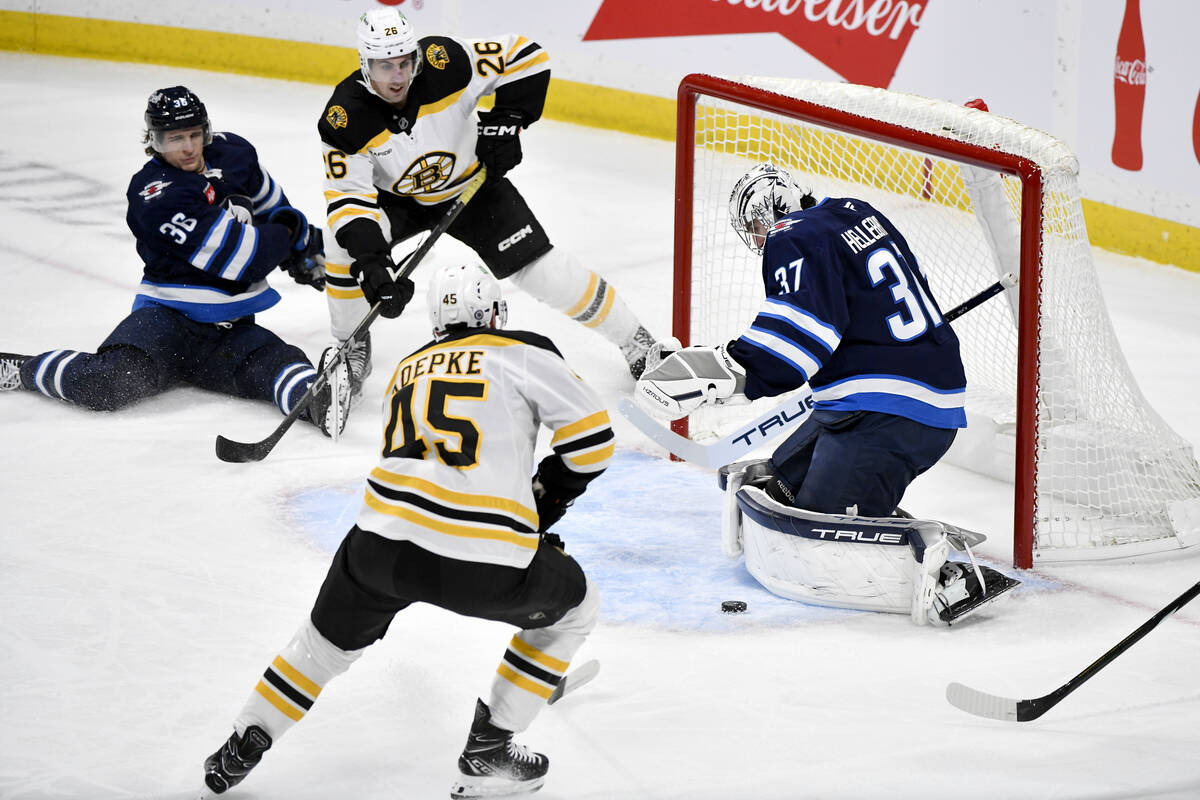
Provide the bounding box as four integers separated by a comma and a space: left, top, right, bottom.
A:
317, 8, 666, 398
200, 263, 611, 798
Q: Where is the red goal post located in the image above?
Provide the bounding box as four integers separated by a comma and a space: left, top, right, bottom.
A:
672, 73, 1200, 569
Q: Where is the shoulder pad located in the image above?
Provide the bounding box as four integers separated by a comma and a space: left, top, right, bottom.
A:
410, 36, 473, 102
318, 72, 392, 153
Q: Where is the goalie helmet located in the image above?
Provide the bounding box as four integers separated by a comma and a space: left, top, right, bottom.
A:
357, 8, 422, 96
427, 264, 508, 340
728, 163, 812, 254
143, 86, 212, 154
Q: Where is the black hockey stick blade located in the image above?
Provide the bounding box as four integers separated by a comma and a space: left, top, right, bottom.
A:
946, 580, 1200, 722
213, 168, 488, 463
548, 659, 600, 705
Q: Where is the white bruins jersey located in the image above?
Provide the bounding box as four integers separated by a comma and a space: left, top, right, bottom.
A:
356, 329, 613, 569
318, 34, 550, 240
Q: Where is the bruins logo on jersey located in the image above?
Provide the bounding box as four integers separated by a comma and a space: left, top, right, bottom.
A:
325, 105, 349, 129
393, 152, 456, 195
425, 43, 450, 70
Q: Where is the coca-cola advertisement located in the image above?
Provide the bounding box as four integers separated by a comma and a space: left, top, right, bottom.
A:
1111, 0, 1146, 170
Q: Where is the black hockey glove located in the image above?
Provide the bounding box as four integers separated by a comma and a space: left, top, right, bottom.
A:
475, 108, 525, 179
531, 455, 595, 533
222, 194, 254, 224
350, 253, 415, 319
268, 207, 327, 291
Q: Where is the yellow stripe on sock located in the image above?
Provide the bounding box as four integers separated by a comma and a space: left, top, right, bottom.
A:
255, 681, 305, 721
507, 634, 569, 673
496, 663, 554, 700
582, 286, 616, 328
564, 273, 600, 318
272, 656, 323, 697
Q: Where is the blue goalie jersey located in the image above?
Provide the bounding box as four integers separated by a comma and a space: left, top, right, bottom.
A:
124, 132, 295, 323
728, 197, 967, 429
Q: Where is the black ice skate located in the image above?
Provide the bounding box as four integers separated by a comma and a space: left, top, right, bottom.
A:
202, 725, 272, 794
450, 699, 549, 799
343, 331, 372, 400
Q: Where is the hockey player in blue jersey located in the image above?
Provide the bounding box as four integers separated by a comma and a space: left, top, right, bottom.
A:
0, 87, 357, 438
636, 163, 1018, 626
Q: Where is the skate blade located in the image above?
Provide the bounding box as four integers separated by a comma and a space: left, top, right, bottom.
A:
449, 773, 545, 799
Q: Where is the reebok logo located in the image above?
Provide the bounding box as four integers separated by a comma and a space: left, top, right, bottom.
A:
498, 224, 533, 252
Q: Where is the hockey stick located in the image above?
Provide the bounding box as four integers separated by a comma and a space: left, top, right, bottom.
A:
548, 659, 600, 705
214, 168, 488, 463
621, 272, 1018, 468
946, 580, 1200, 722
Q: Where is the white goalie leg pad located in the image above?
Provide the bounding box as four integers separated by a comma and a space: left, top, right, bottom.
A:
508, 248, 642, 347
737, 486, 971, 622
233, 618, 366, 740
718, 458, 775, 559
488, 577, 598, 734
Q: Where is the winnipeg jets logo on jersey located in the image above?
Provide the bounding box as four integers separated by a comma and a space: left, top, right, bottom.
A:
139, 180, 172, 200
393, 153, 456, 194
768, 217, 801, 238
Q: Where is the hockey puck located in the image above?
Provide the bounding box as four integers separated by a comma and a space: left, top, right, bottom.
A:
721, 600, 748, 614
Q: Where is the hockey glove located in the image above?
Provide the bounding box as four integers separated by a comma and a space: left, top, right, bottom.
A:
475, 108, 525, 178
633, 343, 748, 420
350, 253, 415, 319
268, 207, 327, 291
531, 455, 595, 533
222, 194, 254, 224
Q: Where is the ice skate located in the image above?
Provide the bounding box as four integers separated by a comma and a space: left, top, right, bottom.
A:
310, 346, 352, 439
202, 725, 272, 795
343, 331, 372, 401
450, 699, 548, 799
0, 353, 30, 391
929, 562, 1021, 625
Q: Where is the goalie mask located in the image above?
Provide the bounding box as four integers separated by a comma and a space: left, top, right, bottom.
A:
428, 264, 508, 340
357, 8, 422, 99
143, 86, 212, 155
728, 163, 812, 254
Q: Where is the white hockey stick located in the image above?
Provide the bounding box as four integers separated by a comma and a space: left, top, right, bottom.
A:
946, 580, 1200, 722
548, 659, 600, 705
622, 272, 1017, 468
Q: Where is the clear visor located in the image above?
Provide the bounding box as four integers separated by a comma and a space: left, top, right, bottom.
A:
367, 54, 417, 84
151, 124, 211, 154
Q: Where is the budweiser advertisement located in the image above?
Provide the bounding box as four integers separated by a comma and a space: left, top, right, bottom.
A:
583, 0, 927, 88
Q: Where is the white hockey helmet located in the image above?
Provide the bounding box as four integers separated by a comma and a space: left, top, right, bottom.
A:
728, 163, 811, 254
357, 8, 422, 93
427, 264, 508, 339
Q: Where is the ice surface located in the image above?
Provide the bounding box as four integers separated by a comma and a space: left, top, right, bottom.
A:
1, 54, 1198, 799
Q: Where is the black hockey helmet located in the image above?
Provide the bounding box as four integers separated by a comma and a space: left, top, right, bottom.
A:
143, 86, 212, 153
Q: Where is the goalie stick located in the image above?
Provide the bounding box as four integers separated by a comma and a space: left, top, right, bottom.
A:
548, 659, 600, 705
946, 580, 1200, 722
214, 168, 488, 463
622, 272, 1018, 468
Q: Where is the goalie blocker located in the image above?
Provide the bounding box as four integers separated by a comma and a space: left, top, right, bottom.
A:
719, 460, 1020, 626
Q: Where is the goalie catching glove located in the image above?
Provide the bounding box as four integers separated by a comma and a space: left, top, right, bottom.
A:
634, 343, 747, 420
268, 206, 326, 291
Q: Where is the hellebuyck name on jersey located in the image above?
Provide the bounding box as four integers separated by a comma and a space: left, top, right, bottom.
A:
728, 197, 967, 430
124, 132, 297, 323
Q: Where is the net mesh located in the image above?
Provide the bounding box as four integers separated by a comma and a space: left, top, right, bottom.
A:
683, 75, 1200, 563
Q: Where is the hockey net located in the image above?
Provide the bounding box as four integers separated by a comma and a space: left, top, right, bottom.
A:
675, 73, 1200, 568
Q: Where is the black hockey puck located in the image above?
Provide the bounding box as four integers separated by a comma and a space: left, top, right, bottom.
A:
721, 600, 748, 614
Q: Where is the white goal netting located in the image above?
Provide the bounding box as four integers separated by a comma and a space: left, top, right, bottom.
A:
679, 74, 1200, 565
